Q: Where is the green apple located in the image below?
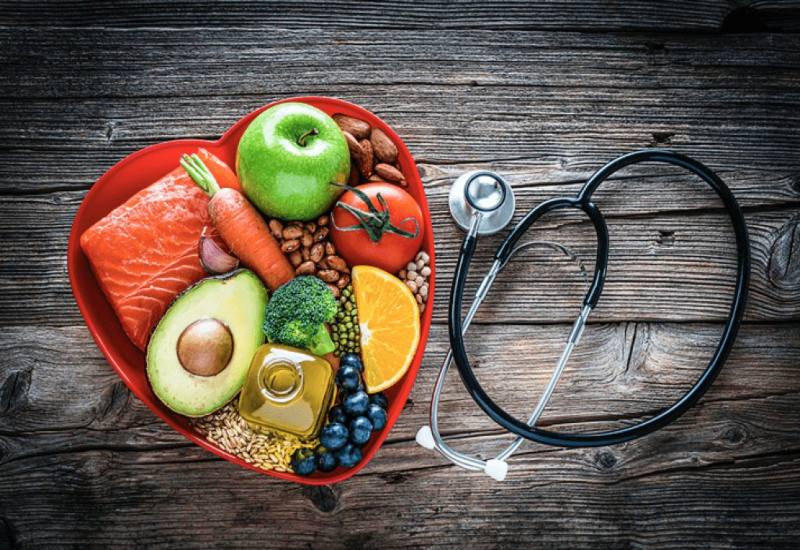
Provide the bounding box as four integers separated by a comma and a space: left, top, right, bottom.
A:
236, 102, 351, 221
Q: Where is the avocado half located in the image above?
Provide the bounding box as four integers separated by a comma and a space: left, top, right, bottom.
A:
146, 269, 267, 417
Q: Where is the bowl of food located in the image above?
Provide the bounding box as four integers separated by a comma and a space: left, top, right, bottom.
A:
68, 96, 435, 484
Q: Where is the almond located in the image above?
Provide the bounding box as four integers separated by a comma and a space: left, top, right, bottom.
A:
348, 164, 360, 186
358, 139, 373, 178
370, 128, 398, 163
375, 163, 406, 185
333, 114, 370, 139
343, 131, 362, 159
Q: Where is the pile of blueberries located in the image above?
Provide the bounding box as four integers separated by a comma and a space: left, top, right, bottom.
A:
291, 353, 388, 476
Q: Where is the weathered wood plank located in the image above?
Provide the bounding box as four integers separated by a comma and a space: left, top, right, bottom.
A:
2, 191, 797, 326
1, 323, 799, 547
0, 1, 744, 32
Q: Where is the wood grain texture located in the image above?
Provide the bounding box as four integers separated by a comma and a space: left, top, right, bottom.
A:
2, 2, 800, 547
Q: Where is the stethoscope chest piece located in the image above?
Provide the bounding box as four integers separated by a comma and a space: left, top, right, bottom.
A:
449, 170, 516, 235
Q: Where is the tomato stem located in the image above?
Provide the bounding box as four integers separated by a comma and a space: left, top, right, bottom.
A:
332, 184, 419, 243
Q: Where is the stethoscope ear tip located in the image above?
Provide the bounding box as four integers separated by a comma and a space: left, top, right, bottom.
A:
416, 425, 436, 450
484, 459, 508, 481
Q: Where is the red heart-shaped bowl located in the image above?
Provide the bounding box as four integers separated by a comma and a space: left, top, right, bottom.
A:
68, 96, 435, 485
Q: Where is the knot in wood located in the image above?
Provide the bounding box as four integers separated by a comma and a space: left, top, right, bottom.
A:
767, 219, 800, 290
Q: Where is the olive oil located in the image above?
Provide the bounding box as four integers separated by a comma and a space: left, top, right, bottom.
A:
238, 344, 336, 440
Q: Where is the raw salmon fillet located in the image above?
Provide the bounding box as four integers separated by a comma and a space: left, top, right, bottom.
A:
80, 167, 210, 351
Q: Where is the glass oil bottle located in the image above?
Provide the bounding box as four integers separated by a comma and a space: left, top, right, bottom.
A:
238, 343, 336, 440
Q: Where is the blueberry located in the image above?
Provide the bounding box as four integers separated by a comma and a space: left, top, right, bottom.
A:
366, 403, 388, 431
369, 392, 388, 410
340, 353, 363, 371
315, 446, 338, 472
342, 390, 369, 417
328, 405, 347, 425
320, 422, 349, 451
349, 415, 373, 445
335, 364, 363, 392
291, 448, 317, 476
334, 443, 363, 468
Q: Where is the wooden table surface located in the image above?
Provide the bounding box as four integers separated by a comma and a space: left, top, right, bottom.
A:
2, 2, 800, 547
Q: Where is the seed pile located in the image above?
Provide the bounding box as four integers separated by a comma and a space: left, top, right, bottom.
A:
192, 401, 318, 473
268, 214, 351, 298
332, 285, 361, 356
398, 251, 431, 314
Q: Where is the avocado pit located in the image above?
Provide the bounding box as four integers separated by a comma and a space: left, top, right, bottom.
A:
177, 318, 234, 377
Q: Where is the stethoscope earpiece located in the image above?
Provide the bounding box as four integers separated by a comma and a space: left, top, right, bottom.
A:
420, 149, 751, 480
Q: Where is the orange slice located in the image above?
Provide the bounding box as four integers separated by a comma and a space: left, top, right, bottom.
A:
352, 265, 421, 393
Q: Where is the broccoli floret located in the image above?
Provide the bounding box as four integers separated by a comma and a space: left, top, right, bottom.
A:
263, 276, 339, 356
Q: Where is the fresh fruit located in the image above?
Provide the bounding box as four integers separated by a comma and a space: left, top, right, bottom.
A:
369, 392, 388, 410
334, 443, 362, 468
331, 183, 424, 273
343, 390, 370, 416
349, 416, 373, 445
320, 422, 349, 451
328, 405, 347, 425
146, 270, 267, 417
351, 265, 421, 393
340, 352, 363, 371
315, 446, 338, 472
291, 448, 317, 476
336, 364, 362, 392
367, 403, 388, 431
236, 102, 350, 221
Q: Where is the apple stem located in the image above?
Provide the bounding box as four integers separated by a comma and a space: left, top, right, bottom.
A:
296, 128, 319, 147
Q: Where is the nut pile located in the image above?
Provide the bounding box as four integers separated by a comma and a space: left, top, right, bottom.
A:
332, 285, 361, 356
192, 401, 317, 473
333, 114, 406, 187
268, 214, 350, 297
398, 251, 431, 314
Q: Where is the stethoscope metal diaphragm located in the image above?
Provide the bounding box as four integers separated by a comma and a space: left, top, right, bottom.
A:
448, 170, 516, 235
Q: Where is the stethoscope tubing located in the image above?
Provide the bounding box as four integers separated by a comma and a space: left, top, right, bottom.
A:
448, 149, 750, 448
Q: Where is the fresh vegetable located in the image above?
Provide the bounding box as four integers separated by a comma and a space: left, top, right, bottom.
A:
237, 102, 350, 221
349, 416, 373, 445
352, 265, 421, 393
331, 285, 361, 355
320, 422, 349, 451
291, 448, 317, 476
335, 364, 362, 392
198, 227, 239, 274
343, 390, 369, 416
181, 153, 294, 292
262, 276, 339, 356
197, 147, 242, 193
331, 183, 424, 273
146, 270, 267, 417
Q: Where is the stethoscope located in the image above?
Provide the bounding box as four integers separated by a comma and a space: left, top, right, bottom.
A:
416, 149, 751, 481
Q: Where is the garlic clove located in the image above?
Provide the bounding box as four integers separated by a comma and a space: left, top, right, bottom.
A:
198, 228, 239, 274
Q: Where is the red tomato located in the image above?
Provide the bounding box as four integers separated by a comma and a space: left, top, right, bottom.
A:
331, 183, 424, 273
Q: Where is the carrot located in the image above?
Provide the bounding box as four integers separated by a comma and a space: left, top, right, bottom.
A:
180, 153, 294, 291
197, 148, 242, 193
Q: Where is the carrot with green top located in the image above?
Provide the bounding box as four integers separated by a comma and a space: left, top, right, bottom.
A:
181, 153, 294, 291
